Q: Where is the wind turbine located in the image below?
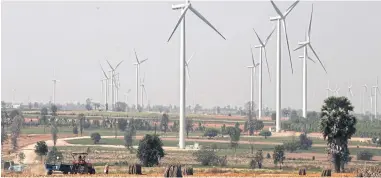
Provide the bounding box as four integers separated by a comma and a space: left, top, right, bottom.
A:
347, 82, 354, 98
362, 84, 368, 115
114, 73, 121, 104
185, 52, 196, 112
248, 47, 260, 114
52, 70, 60, 105
124, 89, 131, 112
326, 80, 332, 98
294, 4, 326, 119
333, 85, 340, 96
133, 49, 148, 111
167, 0, 226, 148
106, 60, 123, 111
269, 0, 299, 132
99, 64, 110, 110
372, 77, 380, 120
252, 28, 274, 120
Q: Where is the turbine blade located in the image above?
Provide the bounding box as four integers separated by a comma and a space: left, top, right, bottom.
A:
143, 87, 148, 101
253, 28, 264, 46
264, 27, 275, 46
99, 63, 109, 79
307, 56, 316, 63
106, 60, 114, 71
250, 46, 255, 65
187, 52, 196, 65
140, 58, 148, 64
294, 44, 307, 51
263, 48, 271, 82
308, 4, 314, 38
282, 20, 293, 74
167, 4, 190, 42
270, 0, 284, 17
189, 6, 226, 40
284, 0, 300, 18
115, 60, 124, 70
134, 49, 140, 64
308, 43, 327, 73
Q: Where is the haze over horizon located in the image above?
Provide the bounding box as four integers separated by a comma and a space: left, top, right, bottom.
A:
2, 1, 381, 113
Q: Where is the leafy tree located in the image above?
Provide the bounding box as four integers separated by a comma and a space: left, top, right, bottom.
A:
72, 126, 78, 135
11, 115, 23, 151
273, 145, 285, 169
50, 105, 58, 116
115, 102, 127, 112
266, 153, 271, 159
254, 150, 264, 168
77, 113, 85, 136
171, 121, 179, 132
299, 133, 313, 150
124, 124, 136, 149
203, 128, 220, 138
136, 134, 165, 167
186, 118, 194, 138
18, 152, 25, 164
271, 113, 276, 121
320, 96, 357, 173
117, 119, 128, 131
51, 121, 58, 146
90, 132, 101, 144
34, 141, 49, 161
259, 130, 272, 139
40, 107, 49, 133
227, 126, 241, 151
1, 128, 8, 149
85, 98, 92, 111
160, 113, 169, 133
221, 124, 226, 134
283, 141, 298, 153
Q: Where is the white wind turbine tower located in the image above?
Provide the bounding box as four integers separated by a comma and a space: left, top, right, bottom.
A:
167, 0, 226, 148
100, 63, 110, 110
114, 73, 121, 104
140, 73, 148, 110
269, 0, 299, 132
294, 4, 327, 118
133, 49, 148, 111
106, 60, 123, 111
52, 70, 60, 105
248, 47, 260, 114
347, 82, 354, 98
361, 84, 368, 115
372, 77, 380, 120
252, 28, 274, 120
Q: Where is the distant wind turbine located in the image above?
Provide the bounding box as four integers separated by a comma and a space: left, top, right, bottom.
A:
248, 47, 260, 113
294, 4, 326, 118
347, 82, 354, 98
269, 0, 299, 132
106, 60, 123, 111
133, 49, 148, 111
333, 85, 340, 96
372, 77, 380, 120
140, 73, 148, 110
167, 0, 226, 148
52, 69, 60, 105
362, 84, 368, 115
99, 62, 110, 110
326, 80, 332, 98
252, 28, 274, 120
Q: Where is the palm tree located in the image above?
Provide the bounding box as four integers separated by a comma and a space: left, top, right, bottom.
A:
320, 96, 357, 173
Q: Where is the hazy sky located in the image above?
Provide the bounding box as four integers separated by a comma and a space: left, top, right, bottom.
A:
2, 1, 381, 113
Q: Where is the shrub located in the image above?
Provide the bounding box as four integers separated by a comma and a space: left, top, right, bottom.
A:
266, 153, 271, 159
299, 133, 313, 150
259, 130, 272, 138
90, 132, 101, 144
193, 148, 226, 166
357, 150, 373, 161
312, 156, 315, 160
283, 141, 299, 153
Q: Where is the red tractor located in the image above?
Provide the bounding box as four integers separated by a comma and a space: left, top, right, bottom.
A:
70, 152, 95, 174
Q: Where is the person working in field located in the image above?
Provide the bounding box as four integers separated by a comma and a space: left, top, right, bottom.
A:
104, 163, 109, 174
